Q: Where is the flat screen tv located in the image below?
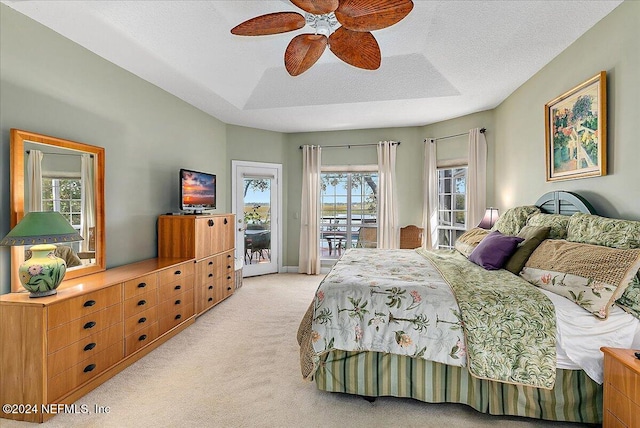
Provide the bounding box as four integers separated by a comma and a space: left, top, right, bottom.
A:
180, 168, 216, 214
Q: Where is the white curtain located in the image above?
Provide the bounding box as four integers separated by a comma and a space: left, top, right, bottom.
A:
377, 141, 399, 249
27, 149, 43, 212
298, 145, 322, 274
81, 154, 95, 252
467, 128, 488, 228
422, 139, 438, 249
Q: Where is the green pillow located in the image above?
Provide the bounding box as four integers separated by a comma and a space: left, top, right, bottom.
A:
491, 205, 541, 236
504, 225, 551, 274
616, 271, 640, 320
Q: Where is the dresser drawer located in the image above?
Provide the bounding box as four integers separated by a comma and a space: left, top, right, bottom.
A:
123, 289, 158, 318
48, 304, 123, 353
607, 357, 640, 406
48, 285, 122, 329
125, 322, 159, 356
216, 250, 235, 277
159, 302, 195, 334
124, 273, 158, 300
158, 262, 194, 285
158, 275, 194, 302
198, 257, 216, 283
48, 322, 122, 378
159, 289, 194, 315
48, 341, 123, 402
124, 305, 159, 337
607, 382, 640, 427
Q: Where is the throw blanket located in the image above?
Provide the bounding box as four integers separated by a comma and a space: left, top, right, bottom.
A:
298, 248, 557, 389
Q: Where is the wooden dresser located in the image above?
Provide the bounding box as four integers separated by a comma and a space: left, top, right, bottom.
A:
601, 347, 640, 428
0, 257, 194, 423
157, 214, 235, 315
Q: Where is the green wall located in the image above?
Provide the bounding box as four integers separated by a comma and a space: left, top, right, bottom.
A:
493, 0, 639, 219
0, 5, 228, 294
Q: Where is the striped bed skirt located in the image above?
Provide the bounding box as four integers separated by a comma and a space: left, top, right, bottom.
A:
315, 350, 602, 424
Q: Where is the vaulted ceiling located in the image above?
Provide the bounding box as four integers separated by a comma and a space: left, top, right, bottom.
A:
2, 1, 623, 132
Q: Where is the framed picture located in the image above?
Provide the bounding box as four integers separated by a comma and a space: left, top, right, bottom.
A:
545, 71, 607, 181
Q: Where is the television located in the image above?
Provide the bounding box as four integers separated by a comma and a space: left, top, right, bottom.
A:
180, 168, 216, 214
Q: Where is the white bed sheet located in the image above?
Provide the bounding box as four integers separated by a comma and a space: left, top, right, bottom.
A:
543, 288, 640, 384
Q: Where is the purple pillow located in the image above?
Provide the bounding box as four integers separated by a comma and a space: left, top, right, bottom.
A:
468, 230, 524, 270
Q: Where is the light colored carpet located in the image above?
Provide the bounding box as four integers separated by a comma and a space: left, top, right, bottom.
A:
4, 273, 592, 428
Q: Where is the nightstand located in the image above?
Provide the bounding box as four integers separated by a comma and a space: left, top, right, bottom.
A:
601, 347, 640, 428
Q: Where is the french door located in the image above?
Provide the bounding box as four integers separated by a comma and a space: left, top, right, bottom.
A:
232, 161, 282, 277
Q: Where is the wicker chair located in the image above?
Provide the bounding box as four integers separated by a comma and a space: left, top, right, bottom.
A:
356, 227, 377, 248
400, 225, 423, 249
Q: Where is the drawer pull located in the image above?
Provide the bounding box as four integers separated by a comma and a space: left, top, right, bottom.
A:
208, 297, 213, 302
175, 314, 182, 320
208, 261, 213, 265
175, 299, 181, 305
227, 287, 232, 291
138, 334, 148, 341
227, 276, 231, 280
208, 219, 214, 227
83, 364, 96, 373
84, 343, 97, 351
137, 300, 147, 306
227, 265, 231, 269
227, 254, 231, 258
174, 270, 182, 275
83, 300, 96, 307
83, 321, 96, 330
138, 282, 147, 288
208, 273, 213, 278
174, 285, 181, 290
208, 285, 213, 290
224, 218, 228, 224
138, 317, 147, 324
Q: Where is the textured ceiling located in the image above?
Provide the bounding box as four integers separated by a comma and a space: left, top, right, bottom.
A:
2, 1, 623, 133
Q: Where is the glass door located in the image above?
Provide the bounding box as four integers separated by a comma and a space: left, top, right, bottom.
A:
232, 161, 281, 277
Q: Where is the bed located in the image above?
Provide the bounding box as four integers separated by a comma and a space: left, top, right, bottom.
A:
297, 191, 640, 424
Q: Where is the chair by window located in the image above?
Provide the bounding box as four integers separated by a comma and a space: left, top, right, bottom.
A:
400, 225, 423, 249
356, 227, 377, 248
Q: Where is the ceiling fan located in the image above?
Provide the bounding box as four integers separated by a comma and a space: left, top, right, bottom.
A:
230, 0, 414, 76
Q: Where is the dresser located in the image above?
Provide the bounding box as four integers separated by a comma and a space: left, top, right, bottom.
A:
0, 257, 194, 423
157, 214, 236, 315
601, 347, 640, 428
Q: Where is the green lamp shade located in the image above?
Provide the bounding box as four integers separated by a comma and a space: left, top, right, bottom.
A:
1, 211, 84, 297
1, 211, 83, 246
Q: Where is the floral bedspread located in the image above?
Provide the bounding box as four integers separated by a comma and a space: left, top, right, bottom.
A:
306, 248, 557, 389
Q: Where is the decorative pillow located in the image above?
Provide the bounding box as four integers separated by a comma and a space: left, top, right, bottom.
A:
520, 240, 640, 319
616, 272, 640, 320
454, 227, 490, 258
469, 230, 524, 270
491, 205, 540, 236
526, 213, 570, 239
504, 225, 550, 275
566, 212, 640, 249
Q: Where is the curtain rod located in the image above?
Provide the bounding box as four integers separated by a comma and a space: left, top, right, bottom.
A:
424, 127, 486, 143
299, 141, 401, 150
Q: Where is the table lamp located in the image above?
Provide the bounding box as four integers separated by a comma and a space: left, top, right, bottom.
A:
1, 211, 83, 297
478, 207, 499, 229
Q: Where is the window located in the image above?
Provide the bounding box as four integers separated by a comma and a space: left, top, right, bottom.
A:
320, 171, 378, 259
437, 167, 467, 249
42, 177, 82, 231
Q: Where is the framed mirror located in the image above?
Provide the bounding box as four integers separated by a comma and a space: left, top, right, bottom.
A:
9, 129, 105, 292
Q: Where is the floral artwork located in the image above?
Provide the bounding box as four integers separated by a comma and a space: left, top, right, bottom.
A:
545, 72, 607, 181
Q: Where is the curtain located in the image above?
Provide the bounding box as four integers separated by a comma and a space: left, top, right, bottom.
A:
298, 145, 322, 274
377, 141, 399, 249
27, 149, 43, 212
422, 139, 438, 249
81, 154, 95, 252
467, 128, 488, 228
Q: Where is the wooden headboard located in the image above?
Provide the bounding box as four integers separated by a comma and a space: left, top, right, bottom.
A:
535, 191, 596, 215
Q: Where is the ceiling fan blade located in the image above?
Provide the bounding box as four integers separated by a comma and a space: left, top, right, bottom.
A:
335, 0, 414, 32
231, 12, 306, 36
329, 27, 380, 70
291, 0, 339, 15
284, 34, 328, 76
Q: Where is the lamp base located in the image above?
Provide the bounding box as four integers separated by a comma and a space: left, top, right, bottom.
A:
29, 289, 58, 298
19, 244, 67, 298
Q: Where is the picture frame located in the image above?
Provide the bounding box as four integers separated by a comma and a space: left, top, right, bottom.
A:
545, 71, 607, 181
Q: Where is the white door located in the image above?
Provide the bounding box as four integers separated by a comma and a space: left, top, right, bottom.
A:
232, 161, 282, 277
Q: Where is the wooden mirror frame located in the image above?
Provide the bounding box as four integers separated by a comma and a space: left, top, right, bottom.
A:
9, 129, 106, 292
